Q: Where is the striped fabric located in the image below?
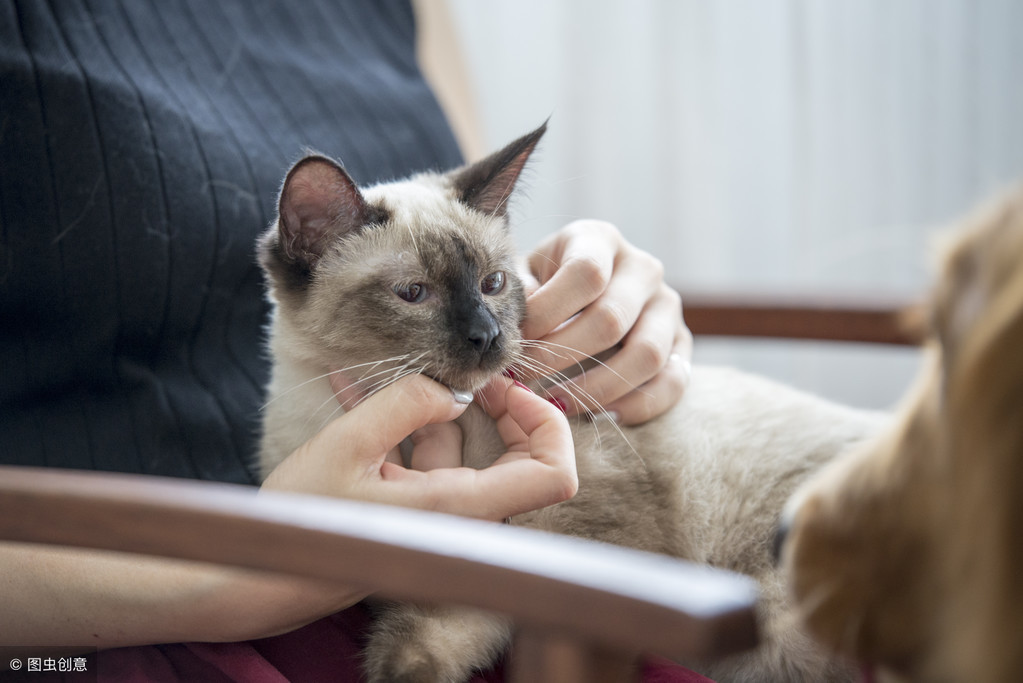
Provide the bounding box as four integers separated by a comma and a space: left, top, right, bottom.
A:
0, 0, 463, 483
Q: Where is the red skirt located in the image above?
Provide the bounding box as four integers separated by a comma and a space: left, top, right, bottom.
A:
85, 604, 716, 682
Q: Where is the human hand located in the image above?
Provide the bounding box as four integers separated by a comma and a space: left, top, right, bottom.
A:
261, 374, 576, 522
519, 219, 693, 426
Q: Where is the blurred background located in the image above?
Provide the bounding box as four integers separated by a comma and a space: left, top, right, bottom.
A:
438, 0, 1023, 410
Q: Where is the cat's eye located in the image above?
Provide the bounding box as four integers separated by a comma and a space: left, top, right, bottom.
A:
394, 282, 428, 303
481, 271, 505, 295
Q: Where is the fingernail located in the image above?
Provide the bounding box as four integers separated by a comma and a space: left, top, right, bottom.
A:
452, 389, 474, 405
513, 380, 533, 393
670, 353, 692, 385
503, 367, 518, 380
547, 396, 568, 414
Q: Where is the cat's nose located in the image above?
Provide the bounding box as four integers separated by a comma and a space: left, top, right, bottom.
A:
467, 317, 500, 354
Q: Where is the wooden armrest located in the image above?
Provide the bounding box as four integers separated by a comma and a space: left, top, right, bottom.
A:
0, 466, 758, 678
678, 290, 924, 346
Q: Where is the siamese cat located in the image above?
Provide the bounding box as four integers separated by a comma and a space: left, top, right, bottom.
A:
257, 123, 883, 682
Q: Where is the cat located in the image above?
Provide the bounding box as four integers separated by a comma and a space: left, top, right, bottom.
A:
257, 122, 885, 682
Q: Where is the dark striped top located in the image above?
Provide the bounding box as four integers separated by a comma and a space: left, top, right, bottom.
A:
0, 0, 463, 484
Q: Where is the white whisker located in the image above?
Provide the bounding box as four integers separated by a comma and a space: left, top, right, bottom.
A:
508, 349, 640, 463
348, 354, 426, 393
261, 355, 412, 410
314, 362, 431, 434
521, 339, 648, 400
351, 366, 425, 410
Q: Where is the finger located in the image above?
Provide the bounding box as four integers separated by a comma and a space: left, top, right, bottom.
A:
525, 255, 664, 376
378, 383, 577, 520
408, 422, 464, 471
476, 374, 515, 418
524, 226, 571, 286
476, 376, 530, 450
379, 457, 576, 521
330, 362, 414, 409
542, 286, 681, 417
522, 225, 618, 340
517, 263, 541, 297
505, 381, 575, 461
480, 378, 573, 467
604, 345, 692, 426
476, 382, 578, 515
322, 375, 469, 466
329, 369, 366, 409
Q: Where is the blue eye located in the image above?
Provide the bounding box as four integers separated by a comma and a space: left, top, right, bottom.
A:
394, 283, 427, 303
481, 271, 505, 295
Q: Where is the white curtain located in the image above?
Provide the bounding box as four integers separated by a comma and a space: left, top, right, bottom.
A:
447, 0, 1023, 409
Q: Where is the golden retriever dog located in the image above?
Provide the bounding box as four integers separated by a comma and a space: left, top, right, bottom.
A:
779, 186, 1023, 683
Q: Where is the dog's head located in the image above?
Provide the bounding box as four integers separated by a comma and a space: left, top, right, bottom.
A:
780, 187, 1023, 683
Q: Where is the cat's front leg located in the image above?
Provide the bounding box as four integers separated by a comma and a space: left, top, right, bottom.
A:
363, 601, 511, 683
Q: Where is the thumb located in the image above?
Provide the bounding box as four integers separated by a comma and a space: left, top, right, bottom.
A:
322, 375, 470, 465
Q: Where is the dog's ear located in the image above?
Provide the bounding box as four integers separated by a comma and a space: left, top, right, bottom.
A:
936, 186, 1023, 683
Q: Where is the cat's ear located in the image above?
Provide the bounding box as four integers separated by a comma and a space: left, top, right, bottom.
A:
276, 155, 383, 268
451, 121, 547, 217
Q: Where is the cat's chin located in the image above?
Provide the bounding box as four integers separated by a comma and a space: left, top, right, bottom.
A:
429, 377, 488, 396
426, 369, 505, 397
420, 351, 516, 396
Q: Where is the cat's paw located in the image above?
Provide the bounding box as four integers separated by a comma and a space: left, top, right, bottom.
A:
363, 602, 511, 683
364, 642, 445, 683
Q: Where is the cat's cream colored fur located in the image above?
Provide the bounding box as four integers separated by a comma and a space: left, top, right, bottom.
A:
258, 126, 884, 682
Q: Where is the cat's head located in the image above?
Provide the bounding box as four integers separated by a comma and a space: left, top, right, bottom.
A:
259, 123, 546, 395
